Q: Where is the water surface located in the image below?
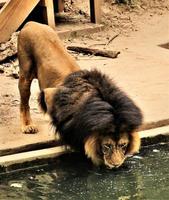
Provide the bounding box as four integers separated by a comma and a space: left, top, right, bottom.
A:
0, 143, 169, 200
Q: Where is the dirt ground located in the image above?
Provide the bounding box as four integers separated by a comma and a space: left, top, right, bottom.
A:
0, 0, 169, 155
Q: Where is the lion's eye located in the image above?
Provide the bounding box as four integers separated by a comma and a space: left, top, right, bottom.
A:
119, 143, 127, 149
102, 144, 112, 154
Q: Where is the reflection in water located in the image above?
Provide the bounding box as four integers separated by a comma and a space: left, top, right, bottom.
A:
0, 144, 169, 200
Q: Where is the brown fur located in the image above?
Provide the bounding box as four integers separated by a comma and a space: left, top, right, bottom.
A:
84, 132, 140, 168
18, 21, 80, 133
126, 132, 141, 155
18, 22, 142, 168
84, 134, 103, 166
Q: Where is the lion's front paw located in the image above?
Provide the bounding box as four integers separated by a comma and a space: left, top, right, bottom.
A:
22, 124, 39, 134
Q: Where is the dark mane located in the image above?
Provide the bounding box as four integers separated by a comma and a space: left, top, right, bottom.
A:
38, 90, 47, 113
49, 69, 143, 150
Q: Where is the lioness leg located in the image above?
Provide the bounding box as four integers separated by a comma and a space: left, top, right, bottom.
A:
18, 52, 38, 134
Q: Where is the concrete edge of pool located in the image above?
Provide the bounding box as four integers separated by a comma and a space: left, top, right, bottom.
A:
0, 125, 169, 174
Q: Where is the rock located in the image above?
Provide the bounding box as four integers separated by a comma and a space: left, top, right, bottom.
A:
10, 182, 23, 188
11, 71, 19, 79
0, 65, 4, 73
132, 155, 143, 159
153, 149, 160, 153
0, 32, 18, 63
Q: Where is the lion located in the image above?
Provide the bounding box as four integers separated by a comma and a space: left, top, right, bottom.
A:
18, 22, 143, 169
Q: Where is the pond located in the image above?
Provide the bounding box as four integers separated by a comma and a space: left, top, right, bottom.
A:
0, 143, 169, 200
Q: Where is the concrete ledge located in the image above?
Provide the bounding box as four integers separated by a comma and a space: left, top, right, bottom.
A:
139, 125, 169, 138
0, 140, 59, 157
139, 125, 169, 147
1, 118, 168, 157
57, 24, 104, 39
0, 125, 169, 173
0, 146, 69, 168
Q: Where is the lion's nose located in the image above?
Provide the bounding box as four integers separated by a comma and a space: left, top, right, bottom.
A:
106, 163, 121, 169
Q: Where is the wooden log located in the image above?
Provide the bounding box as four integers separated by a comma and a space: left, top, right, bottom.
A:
0, 0, 41, 43
67, 46, 120, 59
0, 0, 7, 7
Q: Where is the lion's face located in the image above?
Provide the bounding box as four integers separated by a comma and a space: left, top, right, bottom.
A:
84, 132, 140, 169
101, 135, 129, 169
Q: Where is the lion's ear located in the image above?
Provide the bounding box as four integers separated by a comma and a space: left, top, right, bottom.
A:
38, 88, 58, 113
126, 132, 141, 155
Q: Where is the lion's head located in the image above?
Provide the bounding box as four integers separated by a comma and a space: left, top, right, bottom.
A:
84, 132, 140, 169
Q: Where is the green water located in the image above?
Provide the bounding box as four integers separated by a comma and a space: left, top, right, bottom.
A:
0, 143, 169, 200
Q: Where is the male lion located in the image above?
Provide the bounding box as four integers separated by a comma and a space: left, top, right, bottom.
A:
18, 22, 143, 169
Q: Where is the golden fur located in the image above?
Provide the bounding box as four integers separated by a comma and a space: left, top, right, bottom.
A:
18, 21, 80, 133
84, 134, 103, 166
84, 132, 140, 168
18, 22, 143, 169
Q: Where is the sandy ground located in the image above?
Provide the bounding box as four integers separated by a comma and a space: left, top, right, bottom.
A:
0, 0, 169, 155
71, 12, 169, 124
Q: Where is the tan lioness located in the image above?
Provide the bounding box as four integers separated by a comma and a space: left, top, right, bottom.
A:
18, 22, 143, 169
